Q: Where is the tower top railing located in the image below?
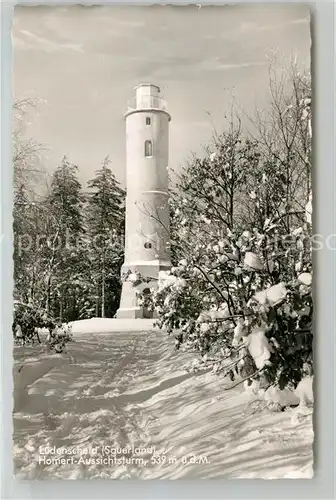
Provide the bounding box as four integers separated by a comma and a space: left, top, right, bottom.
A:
127, 95, 168, 112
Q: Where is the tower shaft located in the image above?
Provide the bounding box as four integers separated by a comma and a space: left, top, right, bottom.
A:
117, 84, 171, 319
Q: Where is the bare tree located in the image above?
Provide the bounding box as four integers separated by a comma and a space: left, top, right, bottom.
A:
12, 98, 48, 195
249, 57, 312, 213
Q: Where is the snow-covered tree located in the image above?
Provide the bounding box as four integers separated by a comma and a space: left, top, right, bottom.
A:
252, 62, 312, 209
43, 156, 87, 321
86, 157, 125, 317
140, 66, 312, 392
12, 98, 127, 325
12, 99, 50, 307
12, 98, 47, 194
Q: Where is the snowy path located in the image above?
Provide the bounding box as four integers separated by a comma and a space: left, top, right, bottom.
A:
13, 331, 313, 479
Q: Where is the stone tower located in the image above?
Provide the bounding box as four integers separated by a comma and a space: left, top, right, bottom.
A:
116, 84, 172, 319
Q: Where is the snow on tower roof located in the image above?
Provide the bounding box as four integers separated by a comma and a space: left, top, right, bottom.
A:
134, 83, 161, 93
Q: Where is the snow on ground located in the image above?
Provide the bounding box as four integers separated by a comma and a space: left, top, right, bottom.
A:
13, 327, 314, 479
37, 318, 157, 337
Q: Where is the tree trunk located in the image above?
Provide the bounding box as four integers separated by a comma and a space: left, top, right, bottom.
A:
46, 276, 51, 315
101, 251, 105, 318
96, 284, 99, 317
59, 290, 63, 322
73, 288, 76, 320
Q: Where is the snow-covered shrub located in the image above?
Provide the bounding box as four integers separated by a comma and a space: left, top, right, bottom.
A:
147, 221, 312, 391
46, 322, 73, 352
13, 302, 72, 352
243, 273, 313, 389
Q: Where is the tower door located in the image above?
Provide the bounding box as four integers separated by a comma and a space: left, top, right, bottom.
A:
142, 288, 153, 319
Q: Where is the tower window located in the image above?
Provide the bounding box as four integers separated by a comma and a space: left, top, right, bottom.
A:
144, 140, 153, 157
144, 242, 152, 249
146, 117, 151, 125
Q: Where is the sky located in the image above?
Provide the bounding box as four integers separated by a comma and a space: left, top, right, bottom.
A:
13, 4, 311, 188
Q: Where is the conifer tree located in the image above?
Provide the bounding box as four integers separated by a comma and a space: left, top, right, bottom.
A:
44, 156, 86, 320
86, 157, 125, 317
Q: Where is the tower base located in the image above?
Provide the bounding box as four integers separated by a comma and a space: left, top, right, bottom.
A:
116, 307, 144, 319
116, 280, 157, 319
116, 260, 171, 319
